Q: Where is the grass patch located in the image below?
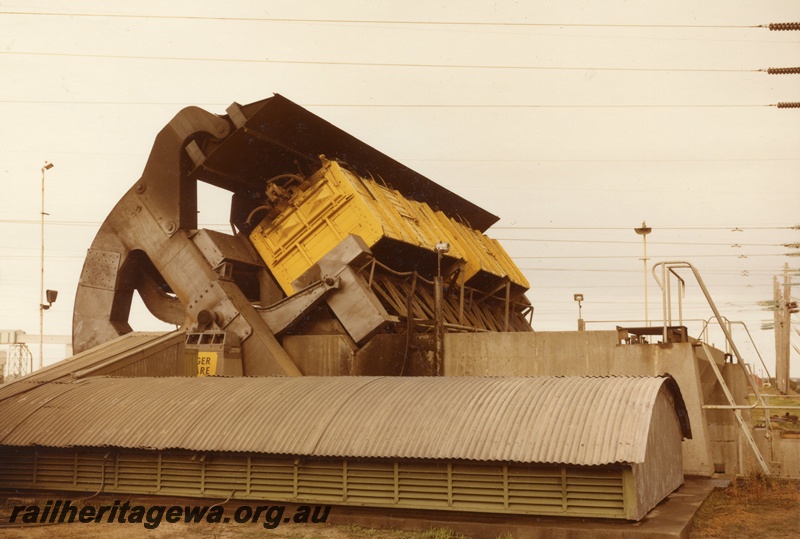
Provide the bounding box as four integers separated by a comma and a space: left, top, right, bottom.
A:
336, 524, 468, 538
690, 472, 800, 538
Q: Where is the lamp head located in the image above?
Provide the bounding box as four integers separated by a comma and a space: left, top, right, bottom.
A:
41, 289, 58, 310
634, 220, 652, 235
46, 289, 58, 304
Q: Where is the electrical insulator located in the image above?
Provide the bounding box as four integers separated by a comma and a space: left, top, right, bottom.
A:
788, 301, 799, 314
769, 22, 800, 31
768, 67, 800, 75
777, 102, 800, 108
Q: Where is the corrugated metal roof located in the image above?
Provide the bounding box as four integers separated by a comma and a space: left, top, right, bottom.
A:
0, 331, 185, 401
0, 376, 689, 466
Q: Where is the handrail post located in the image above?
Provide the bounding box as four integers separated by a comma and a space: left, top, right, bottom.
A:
661, 263, 668, 342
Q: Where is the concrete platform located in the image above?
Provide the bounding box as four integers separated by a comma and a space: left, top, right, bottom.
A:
327, 478, 715, 539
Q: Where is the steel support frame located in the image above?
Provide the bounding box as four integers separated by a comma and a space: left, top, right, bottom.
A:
72, 106, 300, 376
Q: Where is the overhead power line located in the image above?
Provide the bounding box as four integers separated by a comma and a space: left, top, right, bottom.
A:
0, 99, 782, 109
3, 220, 798, 231
0, 50, 763, 73
495, 237, 789, 247
0, 100, 224, 107
514, 253, 785, 259
521, 267, 785, 274
307, 102, 780, 108
407, 158, 800, 163
0, 11, 774, 29
492, 225, 799, 231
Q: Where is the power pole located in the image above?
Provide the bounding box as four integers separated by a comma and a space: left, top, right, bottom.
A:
775, 263, 796, 394
783, 264, 791, 393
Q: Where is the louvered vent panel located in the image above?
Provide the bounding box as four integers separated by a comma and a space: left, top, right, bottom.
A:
346, 460, 396, 504
298, 459, 344, 502
250, 456, 294, 500
203, 455, 247, 497
397, 462, 449, 508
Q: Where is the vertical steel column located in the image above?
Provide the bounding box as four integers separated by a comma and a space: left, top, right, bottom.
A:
779, 264, 792, 394
434, 276, 444, 376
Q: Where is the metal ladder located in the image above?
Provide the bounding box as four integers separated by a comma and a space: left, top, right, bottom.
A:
652, 261, 771, 475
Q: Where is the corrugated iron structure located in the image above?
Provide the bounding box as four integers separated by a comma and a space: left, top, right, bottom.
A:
0, 376, 686, 463
0, 332, 188, 400
0, 376, 688, 520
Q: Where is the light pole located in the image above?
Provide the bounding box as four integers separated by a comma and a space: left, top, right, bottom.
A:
574, 293, 585, 331
39, 161, 54, 370
634, 221, 652, 326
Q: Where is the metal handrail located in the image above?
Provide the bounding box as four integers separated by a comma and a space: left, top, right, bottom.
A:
704, 404, 800, 410
651, 261, 764, 400
700, 316, 775, 384
653, 262, 773, 474
583, 318, 708, 326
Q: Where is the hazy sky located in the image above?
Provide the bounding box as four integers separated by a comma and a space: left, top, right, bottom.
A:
1, 1, 798, 377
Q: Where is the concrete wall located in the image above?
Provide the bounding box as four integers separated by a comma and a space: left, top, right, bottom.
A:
283, 334, 435, 376
284, 335, 355, 375
445, 331, 620, 376
444, 331, 753, 477
754, 430, 800, 478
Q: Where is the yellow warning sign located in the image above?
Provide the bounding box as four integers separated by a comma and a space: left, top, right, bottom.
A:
197, 351, 218, 376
